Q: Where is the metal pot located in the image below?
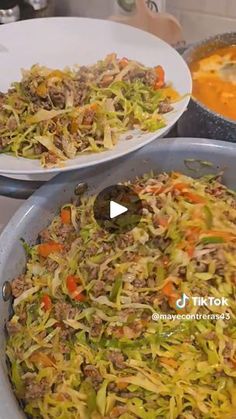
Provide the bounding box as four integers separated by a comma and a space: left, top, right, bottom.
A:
1, 137, 236, 417
178, 32, 236, 141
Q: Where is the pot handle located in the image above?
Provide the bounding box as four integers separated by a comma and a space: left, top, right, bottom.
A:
0, 175, 45, 199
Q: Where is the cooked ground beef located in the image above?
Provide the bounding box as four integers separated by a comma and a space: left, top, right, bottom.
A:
34, 143, 46, 155
83, 365, 103, 388
133, 278, 146, 288
6, 115, 17, 131
110, 405, 127, 418
24, 375, 49, 401
54, 223, 75, 241
45, 259, 59, 273
92, 280, 105, 297
0, 92, 5, 108
44, 153, 58, 165
11, 276, 25, 298
90, 316, 103, 337
0, 137, 10, 151
39, 228, 51, 242
107, 351, 126, 369
83, 109, 96, 125
6, 321, 21, 335
49, 88, 66, 109
98, 75, 114, 88
159, 99, 173, 114
54, 302, 79, 321
145, 69, 156, 86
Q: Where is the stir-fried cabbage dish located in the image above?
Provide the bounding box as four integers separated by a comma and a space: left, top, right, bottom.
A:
0, 54, 179, 167
6, 171, 236, 418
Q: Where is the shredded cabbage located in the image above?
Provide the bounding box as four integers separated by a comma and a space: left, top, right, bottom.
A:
6, 171, 236, 418
0, 55, 179, 167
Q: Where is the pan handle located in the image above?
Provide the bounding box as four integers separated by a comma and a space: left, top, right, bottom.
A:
0, 175, 45, 199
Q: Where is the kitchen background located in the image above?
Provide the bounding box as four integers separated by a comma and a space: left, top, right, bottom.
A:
166, 0, 236, 42
0, 0, 236, 232
54, 0, 236, 42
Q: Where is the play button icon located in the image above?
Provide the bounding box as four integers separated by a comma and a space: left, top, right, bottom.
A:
93, 184, 143, 234
110, 201, 128, 219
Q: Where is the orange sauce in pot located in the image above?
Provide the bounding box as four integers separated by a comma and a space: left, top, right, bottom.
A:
190, 45, 236, 121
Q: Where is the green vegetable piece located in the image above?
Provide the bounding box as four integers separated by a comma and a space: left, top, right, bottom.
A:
203, 205, 213, 229
11, 361, 23, 395
83, 382, 97, 415
110, 275, 122, 302
200, 236, 225, 245
20, 238, 32, 256
96, 379, 109, 416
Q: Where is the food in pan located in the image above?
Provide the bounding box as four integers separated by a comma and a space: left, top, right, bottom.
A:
190, 45, 236, 121
0, 54, 179, 168
6, 171, 236, 418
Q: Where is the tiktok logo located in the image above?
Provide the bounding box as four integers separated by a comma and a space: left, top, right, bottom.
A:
176, 293, 190, 309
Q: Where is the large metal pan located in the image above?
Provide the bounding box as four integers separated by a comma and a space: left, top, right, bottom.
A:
0, 137, 236, 418
178, 32, 236, 141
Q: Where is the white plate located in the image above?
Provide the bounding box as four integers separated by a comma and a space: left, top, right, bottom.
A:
0, 17, 191, 175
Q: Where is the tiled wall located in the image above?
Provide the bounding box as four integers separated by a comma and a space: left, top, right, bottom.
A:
166, 0, 236, 43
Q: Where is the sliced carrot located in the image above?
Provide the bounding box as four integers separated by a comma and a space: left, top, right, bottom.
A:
162, 282, 176, 297
75, 293, 86, 302
171, 172, 182, 179
56, 394, 68, 402
145, 185, 166, 194
231, 274, 236, 285
187, 245, 195, 258
184, 192, 206, 204
161, 281, 181, 308
41, 294, 52, 311
154, 65, 165, 89
36, 82, 48, 97
186, 226, 201, 236
172, 183, 206, 204
38, 242, 63, 258
160, 357, 178, 369
66, 276, 85, 302
61, 208, 71, 225
201, 230, 236, 241
101, 75, 114, 86
89, 103, 98, 111
66, 275, 78, 293
30, 352, 55, 367
186, 227, 201, 242
231, 359, 236, 368
158, 217, 169, 227
116, 382, 129, 390
169, 294, 181, 307
173, 182, 189, 192
48, 69, 64, 79
70, 119, 79, 134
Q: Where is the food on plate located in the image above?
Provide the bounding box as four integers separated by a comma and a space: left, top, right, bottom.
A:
190, 45, 236, 120
0, 54, 179, 168
6, 171, 236, 418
